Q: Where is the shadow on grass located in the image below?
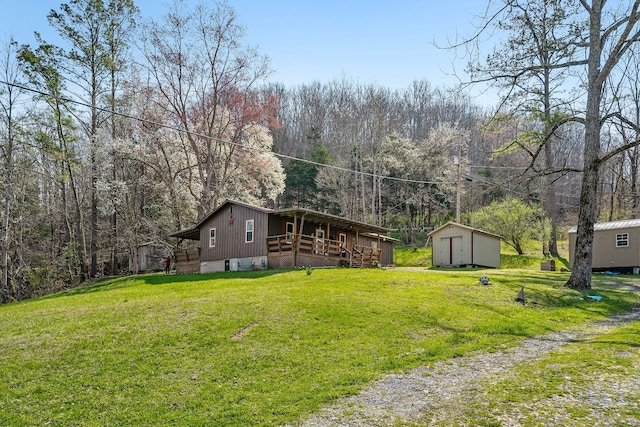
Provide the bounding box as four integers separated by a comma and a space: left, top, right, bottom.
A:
142, 269, 289, 285
40, 276, 135, 299
556, 255, 571, 269
41, 269, 298, 299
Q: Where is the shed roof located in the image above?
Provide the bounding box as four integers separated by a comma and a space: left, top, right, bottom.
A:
568, 218, 640, 233
427, 221, 503, 240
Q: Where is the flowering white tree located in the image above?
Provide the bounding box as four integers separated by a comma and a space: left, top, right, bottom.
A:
139, 0, 282, 217
216, 124, 285, 206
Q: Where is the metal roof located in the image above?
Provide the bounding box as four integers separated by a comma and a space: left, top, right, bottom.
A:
427, 221, 503, 240
170, 200, 392, 240
169, 200, 272, 240
271, 207, 392, 234
568, 218, 640, 233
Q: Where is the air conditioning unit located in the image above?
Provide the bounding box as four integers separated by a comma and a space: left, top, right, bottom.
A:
227, 258, 239, 272
237, 258, 254, 272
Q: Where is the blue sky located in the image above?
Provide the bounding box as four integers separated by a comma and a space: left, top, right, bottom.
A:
1, 0, 490, 98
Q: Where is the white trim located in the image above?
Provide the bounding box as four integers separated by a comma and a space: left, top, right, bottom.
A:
616, 233, 629, 247
245, 219, 255, 243
209, 227, 216, 248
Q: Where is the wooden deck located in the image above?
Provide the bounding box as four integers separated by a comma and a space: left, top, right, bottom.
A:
266, 234, 381, 268
173, 235, 383, 274
174, 248, 200, 274
352, 244, 382, 268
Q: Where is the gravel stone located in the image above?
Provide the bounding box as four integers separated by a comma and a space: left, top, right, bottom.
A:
293, 307, 640, 427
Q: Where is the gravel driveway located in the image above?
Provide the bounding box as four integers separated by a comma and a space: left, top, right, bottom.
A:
294, 293, 640, 427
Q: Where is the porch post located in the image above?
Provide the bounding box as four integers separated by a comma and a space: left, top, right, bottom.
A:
326, 222, 331, 259
295, 213, 306, 267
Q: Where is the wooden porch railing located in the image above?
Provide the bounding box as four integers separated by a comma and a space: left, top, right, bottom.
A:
266, 234, 380, 267
352, 244, 382, 268
267, 234, 345, 257
266, 234, 295, 254
174, 247, 201, 274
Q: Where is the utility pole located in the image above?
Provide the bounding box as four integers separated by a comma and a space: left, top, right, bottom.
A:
454, 141, 461, 223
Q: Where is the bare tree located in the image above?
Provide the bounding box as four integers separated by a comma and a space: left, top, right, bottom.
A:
19, 41, 88, 284
0, 38, 25, 302
271, 78, 484, 227
460, 0, 640, 289
465, 0, 582, 255
568, 1, 640, 289
104, 0, 139, 275
611, 43, 640, 217
139, 0, 280, 217
39, 0, 139, 277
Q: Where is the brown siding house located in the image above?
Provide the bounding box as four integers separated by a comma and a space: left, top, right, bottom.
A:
171, 200, 394, 273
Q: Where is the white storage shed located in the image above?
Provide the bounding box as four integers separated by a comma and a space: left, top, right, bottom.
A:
428, 221, 502, 268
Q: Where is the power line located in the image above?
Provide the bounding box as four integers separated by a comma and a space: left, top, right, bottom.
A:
1, 80, 456, 186
464, 172, 581, 209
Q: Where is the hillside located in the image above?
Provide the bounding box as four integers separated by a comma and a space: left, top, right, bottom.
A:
393, 237, 571, 270
0, 268, 638, 426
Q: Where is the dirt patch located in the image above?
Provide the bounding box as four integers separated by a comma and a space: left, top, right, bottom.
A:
231, 323, 259, 341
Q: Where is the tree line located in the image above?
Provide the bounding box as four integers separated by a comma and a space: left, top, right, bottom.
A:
1, 0, 639, 301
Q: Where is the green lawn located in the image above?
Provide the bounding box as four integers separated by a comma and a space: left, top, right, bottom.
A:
393, 246, 432, 267
394, 238, 571, 270
401, 302, 640, 426
0, 268, 637, 426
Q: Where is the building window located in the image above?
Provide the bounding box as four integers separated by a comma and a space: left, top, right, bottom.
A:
616, 233, 629, 247
286, 222, 295, 240
246, 219, 254, 243
209, 228, 216, 247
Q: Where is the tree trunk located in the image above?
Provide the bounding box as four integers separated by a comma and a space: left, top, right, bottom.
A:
110, 64, 118, 276
1, 44, 19, 303
566, 1, 603, 290
90, 106, 99, 278
567, 161, 599, 289
371, 159, 377, 224
360, 154, 366, 223
405, 202, 414, 244
544, 143, 559, 256
1, 107, 13, 303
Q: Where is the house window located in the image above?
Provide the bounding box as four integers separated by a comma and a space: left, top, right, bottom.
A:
246, 219, 254, 243
616, 233, 629, 247
209, 228, 216, 248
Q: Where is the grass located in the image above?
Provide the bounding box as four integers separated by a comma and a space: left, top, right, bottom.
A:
393, 246, 432, 267
404, 312, 640, 426
394, 238, 572, 270
0, 268, 638, 426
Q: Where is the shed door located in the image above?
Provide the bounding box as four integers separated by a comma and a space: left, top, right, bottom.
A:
441, 236, 463, 266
